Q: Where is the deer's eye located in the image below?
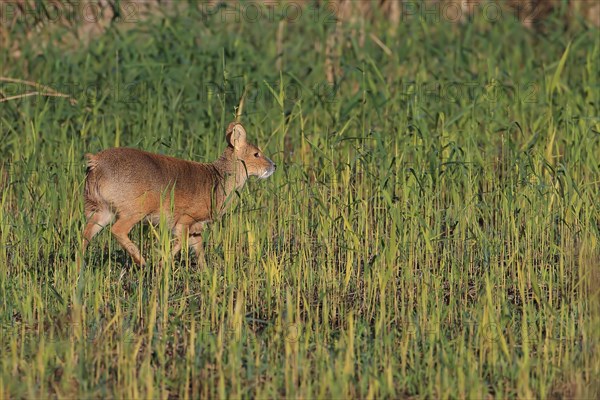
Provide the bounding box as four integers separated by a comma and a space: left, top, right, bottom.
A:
254, 152, 260, 158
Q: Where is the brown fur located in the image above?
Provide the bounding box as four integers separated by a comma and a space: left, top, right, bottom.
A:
81, 122, 276, 266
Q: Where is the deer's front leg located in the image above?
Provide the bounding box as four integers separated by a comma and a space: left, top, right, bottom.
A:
188, 222, 207, 268
171, 223, 189, 259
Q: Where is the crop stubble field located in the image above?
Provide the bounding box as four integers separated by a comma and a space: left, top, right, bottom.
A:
0, 1, 599, 398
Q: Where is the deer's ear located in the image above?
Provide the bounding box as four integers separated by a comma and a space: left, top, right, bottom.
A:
226, 122, 247, 148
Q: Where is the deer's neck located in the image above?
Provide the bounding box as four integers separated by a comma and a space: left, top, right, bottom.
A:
212, 147, 249, 209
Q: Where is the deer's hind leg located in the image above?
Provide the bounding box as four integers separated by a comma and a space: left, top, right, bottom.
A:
79, 207, 114, 269
83, 209, 114, 248
82, 207, 114, 254
111, 213, 146, 266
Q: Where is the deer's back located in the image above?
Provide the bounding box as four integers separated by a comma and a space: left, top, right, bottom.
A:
86, 148, 221, 221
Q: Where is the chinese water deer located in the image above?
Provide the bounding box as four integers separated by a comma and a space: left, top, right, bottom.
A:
81, 122, 276, 267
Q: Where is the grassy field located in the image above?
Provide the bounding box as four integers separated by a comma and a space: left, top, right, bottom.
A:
1, 2, 599, 398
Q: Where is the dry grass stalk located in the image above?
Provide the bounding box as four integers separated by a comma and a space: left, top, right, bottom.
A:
0, 76, 77, 104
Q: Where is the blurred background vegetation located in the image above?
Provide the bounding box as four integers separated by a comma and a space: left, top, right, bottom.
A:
1, 1, 599, 60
